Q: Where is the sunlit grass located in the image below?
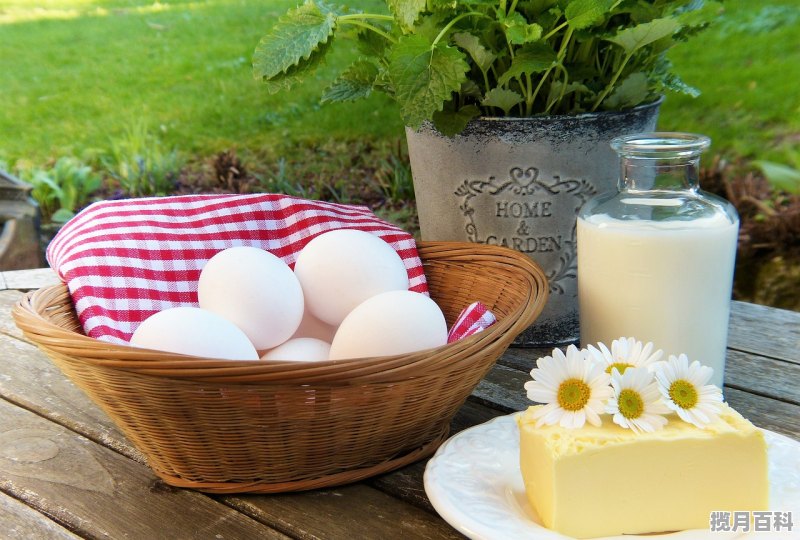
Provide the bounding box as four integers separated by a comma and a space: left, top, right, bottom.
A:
0, 0, 401, 165
661, 0, 800, 163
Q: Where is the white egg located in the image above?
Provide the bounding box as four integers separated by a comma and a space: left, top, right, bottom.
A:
291, 304, 338, 342
130, 307, 259, 360
198, 246, 304, 350
294, 229, 409, 326
261, 337, 331, 362
329, 290, 448, 360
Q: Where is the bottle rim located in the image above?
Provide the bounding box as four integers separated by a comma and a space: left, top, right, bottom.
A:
611, 132, 711, 158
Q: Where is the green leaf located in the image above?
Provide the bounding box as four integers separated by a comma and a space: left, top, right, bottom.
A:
51, 208, 76, 224
753, 161, 800, 195
481, 88, 524, 115
500, 12, 543, 45
496, 42, 557, 86
565, 0, 611, 30
253, 1, 341, 82
260, 40, 333, 94
388, 0, 426, 31
677, 1, 723, 29
355, 27, 390, 57
432, 104, 481, 137
388, 34, 469, 129
321, 59, 379, 103
606, 17, 681, 55
460, 79, 483, 100
453, 32, 496, 73
602, 72, 649, 109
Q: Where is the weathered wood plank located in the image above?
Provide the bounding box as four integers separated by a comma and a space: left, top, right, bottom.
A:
724, 387, 800, 441
0, 398, 288, 539
0, 268, 59, 291
729, 301, 800, 364
726, 349, 800, 405
0, 490, 80, 540
0, 328, 143, 463
472, 364, 530, 413
0, 289, 26, 340
224, 483, 463, 540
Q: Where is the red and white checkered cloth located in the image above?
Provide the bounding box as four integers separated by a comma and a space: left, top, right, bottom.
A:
447, 302, 496, 343
47, 193, 495, 346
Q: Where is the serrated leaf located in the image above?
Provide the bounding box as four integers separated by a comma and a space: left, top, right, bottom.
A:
453, 32, 496, 73
259, 39, 333, 94
606, 17, 681, 55
496, 42, 557, 86
659, 71, 700, 98
753, 161, 800, 195
602, 72, 649, 109
677, 1, 723, 29
321, 59, 379, 103
388, 0, 426, 31
565, 0, 611, 30
253, 1, 341, 81
482, 88, 524, 115
432, 104, 481, 137
388, 34, 469, 129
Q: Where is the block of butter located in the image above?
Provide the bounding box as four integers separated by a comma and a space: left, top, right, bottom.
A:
518, 402, 769, 539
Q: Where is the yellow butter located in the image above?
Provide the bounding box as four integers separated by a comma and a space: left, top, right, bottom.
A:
518, 403, 768, 539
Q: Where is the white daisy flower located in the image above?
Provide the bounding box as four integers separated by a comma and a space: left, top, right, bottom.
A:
525, 344, 613, 429
654, 354, 723, 428
586, 336, 664, 376
606, 367, 671, 433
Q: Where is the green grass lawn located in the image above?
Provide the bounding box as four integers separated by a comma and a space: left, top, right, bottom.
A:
659, 0, 800, 164
1, 0, 798, 177
0, 0, 402, 166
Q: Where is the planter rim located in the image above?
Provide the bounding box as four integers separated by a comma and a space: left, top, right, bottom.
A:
409, 96, 664, 134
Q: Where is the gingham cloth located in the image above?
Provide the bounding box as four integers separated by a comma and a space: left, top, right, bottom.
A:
447, 302, 496, 343
47, 193, 494, 346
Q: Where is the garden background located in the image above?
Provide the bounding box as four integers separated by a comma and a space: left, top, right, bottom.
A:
1, 0, 798, 309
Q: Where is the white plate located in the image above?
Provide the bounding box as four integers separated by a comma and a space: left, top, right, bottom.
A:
424, 413, 800, 540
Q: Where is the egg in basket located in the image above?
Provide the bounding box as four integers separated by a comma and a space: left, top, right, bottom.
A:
13, 194, 548, 493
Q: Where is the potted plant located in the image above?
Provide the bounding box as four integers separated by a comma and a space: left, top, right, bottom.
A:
252, 0, 720, 345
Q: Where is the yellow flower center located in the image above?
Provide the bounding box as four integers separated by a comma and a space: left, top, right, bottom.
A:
668, 379, 698, 409
606, 362, 633, 375
617, 388, 645, 419
557, 378, 591, 411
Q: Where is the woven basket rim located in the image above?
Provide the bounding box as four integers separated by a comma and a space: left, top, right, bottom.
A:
13, 241, 549, 384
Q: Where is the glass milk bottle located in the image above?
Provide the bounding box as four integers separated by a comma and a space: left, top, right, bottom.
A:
577, 133, 739, 388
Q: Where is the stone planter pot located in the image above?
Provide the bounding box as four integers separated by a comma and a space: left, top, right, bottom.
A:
406, 99, 662, 346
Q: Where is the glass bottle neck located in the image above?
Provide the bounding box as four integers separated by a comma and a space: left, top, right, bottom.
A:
619, 154, 702, 192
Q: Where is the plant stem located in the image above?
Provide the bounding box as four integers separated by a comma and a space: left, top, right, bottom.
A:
338, 14, 395, 22
432, 12, 490, 47
543, 20, 568, 41
339, 19, 396, 43
508, 0, 519, 16
591, 51, 633, 111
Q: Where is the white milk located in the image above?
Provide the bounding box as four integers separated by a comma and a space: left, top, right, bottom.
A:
577, 213, 739, 388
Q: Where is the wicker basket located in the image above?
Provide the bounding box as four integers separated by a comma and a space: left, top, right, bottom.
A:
13, 241, 548, 493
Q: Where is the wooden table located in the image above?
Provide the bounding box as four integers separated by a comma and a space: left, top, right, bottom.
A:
1, 268, 798, 539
